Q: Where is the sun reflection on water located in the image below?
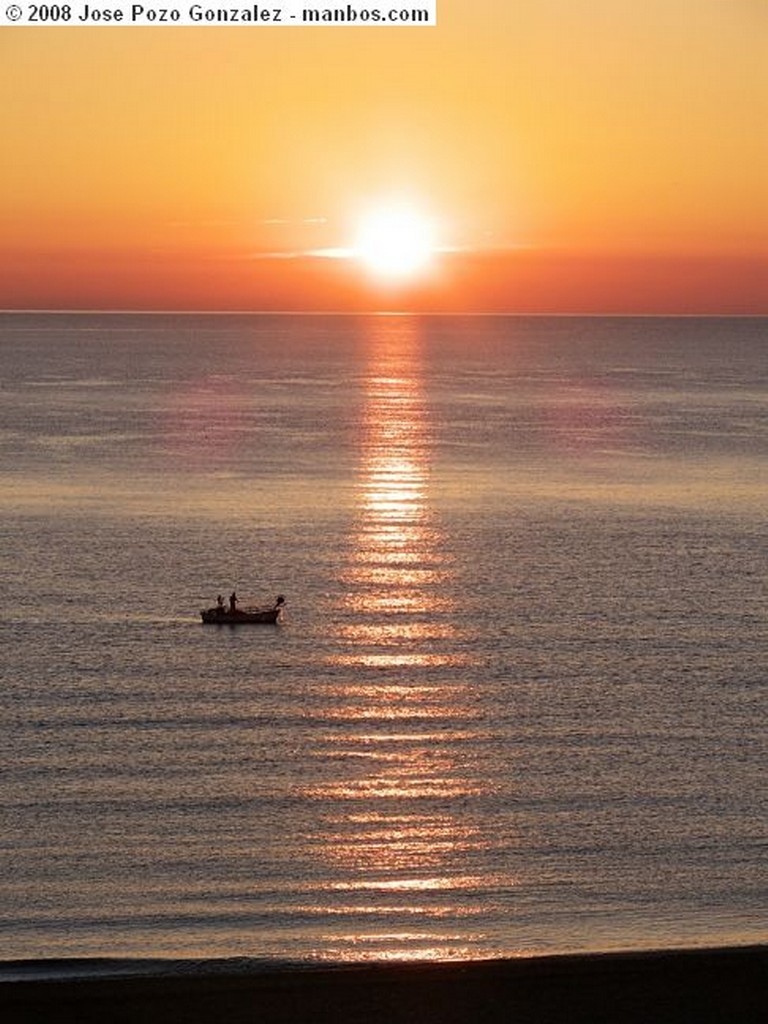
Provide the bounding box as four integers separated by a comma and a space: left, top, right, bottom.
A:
305, 319, 493, 960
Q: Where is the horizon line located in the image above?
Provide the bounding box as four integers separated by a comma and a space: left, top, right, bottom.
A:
1, 309, 766, 319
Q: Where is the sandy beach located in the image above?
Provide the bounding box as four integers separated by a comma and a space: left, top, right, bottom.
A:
1, 945, 765, 1024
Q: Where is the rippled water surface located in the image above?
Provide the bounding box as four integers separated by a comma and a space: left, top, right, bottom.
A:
1, 313, 766, 963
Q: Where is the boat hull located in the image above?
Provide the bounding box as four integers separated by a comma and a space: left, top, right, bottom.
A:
200, 607, 281, 625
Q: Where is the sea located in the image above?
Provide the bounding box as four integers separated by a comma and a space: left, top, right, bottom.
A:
1, 312, 766, 971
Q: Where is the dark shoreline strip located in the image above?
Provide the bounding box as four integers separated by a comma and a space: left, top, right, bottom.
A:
1, 945, 766, 1023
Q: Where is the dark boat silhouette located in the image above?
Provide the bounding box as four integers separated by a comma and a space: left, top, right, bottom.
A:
201, 595, 285, 625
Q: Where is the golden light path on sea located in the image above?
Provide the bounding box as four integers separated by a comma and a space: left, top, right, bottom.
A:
300, 319, 496, 961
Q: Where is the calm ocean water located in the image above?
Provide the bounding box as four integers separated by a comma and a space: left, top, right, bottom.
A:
1, 313, 766, 967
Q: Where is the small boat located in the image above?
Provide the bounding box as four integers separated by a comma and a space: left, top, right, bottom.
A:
201, 595, 285, 625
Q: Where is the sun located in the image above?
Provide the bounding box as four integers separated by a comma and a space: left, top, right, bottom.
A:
354, 203, 436, 280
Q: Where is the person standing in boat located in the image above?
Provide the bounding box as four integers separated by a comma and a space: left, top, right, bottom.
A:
229, 591, 238, 613
217, 594, 224, 611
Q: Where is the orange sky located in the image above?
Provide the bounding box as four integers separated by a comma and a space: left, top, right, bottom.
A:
1, 1, 766, 312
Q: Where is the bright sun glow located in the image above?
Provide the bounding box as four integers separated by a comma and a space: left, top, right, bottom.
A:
354, 204, 436, 280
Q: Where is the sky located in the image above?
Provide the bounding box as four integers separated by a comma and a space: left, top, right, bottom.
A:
1, 0, 766, 312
